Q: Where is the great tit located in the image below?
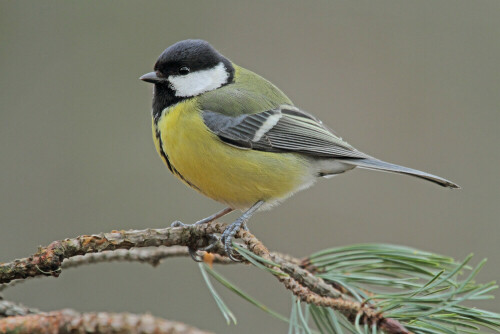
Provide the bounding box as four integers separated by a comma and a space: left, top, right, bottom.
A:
140, 39, 459, 261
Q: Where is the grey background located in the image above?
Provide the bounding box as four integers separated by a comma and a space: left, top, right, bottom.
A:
1, 1, 499, 333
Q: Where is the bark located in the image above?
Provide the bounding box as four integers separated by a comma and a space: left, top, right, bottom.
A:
0, 222, 410, 334
0, 309, 212, 334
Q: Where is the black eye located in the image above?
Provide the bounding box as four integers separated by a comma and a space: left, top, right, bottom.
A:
178, 66, 190, 75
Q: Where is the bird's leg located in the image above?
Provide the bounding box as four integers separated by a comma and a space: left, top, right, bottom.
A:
171, 207, 234, 262
195, 207, 235, 225
171, 207, 234, 228
220, 200, 265, 262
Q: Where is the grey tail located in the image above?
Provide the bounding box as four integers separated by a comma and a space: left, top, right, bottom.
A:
341, 158, 460, 189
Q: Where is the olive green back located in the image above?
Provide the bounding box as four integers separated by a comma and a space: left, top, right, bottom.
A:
197, 64, 293, 116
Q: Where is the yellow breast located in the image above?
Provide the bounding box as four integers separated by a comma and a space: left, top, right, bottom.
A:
152, 99, 312, 209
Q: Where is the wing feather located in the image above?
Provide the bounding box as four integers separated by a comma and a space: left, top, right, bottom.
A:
202, 105, 368, 158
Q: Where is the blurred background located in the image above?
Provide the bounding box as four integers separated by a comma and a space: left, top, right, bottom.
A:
1, 1, 499, 333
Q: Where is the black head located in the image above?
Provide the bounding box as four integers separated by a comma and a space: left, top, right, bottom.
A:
154, 40, 233, 78
140, 40, 234, 121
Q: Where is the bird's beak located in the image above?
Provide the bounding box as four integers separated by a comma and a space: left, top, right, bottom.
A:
140, 72, 162, 84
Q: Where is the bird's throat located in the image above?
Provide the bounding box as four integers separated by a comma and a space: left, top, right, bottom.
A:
152, 85, 185, 124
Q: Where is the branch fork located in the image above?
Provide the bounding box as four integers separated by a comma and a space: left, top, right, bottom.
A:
0, 222, 410, 334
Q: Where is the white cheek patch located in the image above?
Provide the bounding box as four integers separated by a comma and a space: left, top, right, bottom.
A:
168, 62, 229, 97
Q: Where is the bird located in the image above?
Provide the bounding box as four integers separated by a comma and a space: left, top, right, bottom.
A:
140, 39, 459, 261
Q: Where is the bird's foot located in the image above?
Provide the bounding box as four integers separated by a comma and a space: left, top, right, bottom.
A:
220, 218, 248, 262
187, 234, 221, 262
170, 202, 255, 262
170, 220, 221, 262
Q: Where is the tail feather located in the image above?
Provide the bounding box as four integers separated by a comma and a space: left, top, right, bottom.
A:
341, 158, 460, 189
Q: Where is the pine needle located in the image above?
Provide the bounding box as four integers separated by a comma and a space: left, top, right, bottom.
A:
198, 263, 237, 325
201, 263, 290, 324
309, 244, 500, 333
200, 243, 499, 334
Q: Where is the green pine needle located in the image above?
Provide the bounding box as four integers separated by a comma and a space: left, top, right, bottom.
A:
199, 243, 499, 334
289, 296, 316, 334
201, 263, 290, 324
198, 263, 237, 325
309, 244, 500, 333
233, 242, 288, 277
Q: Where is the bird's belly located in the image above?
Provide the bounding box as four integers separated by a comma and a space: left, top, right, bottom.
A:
154, 102, 313, 209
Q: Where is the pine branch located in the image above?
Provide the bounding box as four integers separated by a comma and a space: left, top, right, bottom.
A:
0, 223, 408, 333
0, 308, 212, 334
300, 244, 500, 333
0, 223, 497, 333
0, 246, 231, 291
236, 230, 409, 333
0, 223, 229, 284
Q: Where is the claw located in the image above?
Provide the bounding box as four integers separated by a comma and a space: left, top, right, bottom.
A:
220, 221, 245, 262
188, 248, 204, 262
199, 234, 220, 252
224, 240, 242, 262
171, 221, 221, 261
171, 220, 186, 227
187, 234, 221, 262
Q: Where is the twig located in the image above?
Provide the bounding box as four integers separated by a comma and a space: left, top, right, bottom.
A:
0, 247, 228, 291
62, 246, 231, 268
0, 309, 212, 334
0, 300, 39, 318
0, 246, 282, 291
0, 223, 227, 284
62, 246, 295, 269
0, 223, 410, 334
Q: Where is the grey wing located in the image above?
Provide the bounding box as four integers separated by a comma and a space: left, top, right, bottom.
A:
202, 105, 460, 188
202, 105, 369, 159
